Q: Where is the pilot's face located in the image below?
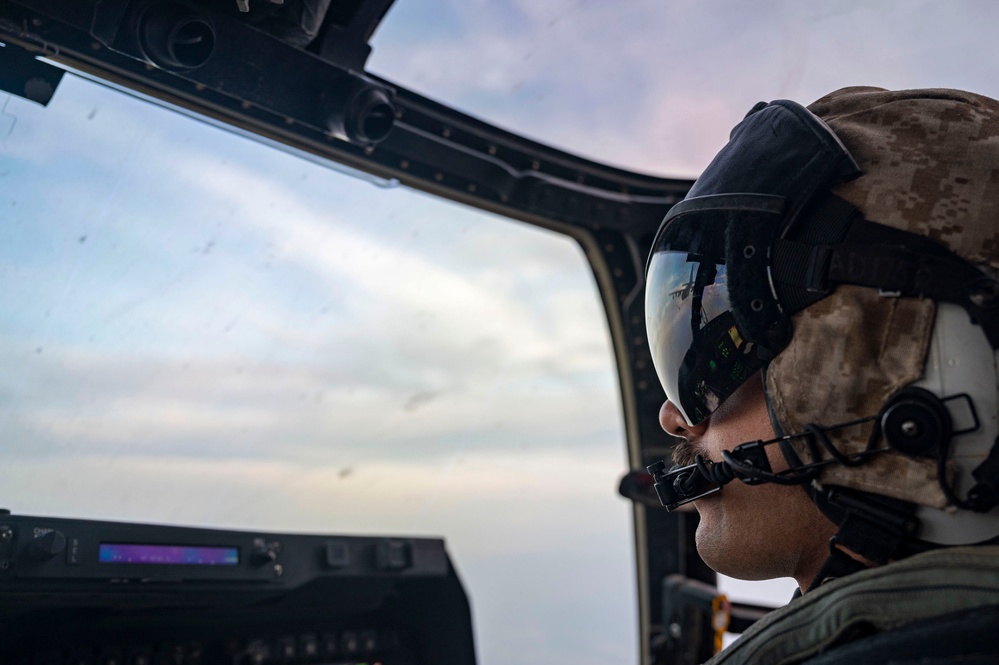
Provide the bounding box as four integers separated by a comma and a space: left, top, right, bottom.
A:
659, 372, 836, 591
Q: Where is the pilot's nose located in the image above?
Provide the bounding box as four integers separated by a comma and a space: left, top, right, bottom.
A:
659, 400, 708, 439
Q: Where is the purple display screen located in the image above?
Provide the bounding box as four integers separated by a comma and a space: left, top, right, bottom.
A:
99, 543, 239, 566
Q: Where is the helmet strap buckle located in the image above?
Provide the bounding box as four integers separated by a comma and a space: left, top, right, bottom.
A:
806, 537, 871, 591
822, 486, 919, 566
967, 435, 999, 512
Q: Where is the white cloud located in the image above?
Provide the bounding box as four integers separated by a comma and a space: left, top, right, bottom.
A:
1, 84, 624, 474
2, 447, 628, 534
370, 0, 999, 177
3, 89, 614, 390
3, 336, 622, 466
4, 446, 636, 665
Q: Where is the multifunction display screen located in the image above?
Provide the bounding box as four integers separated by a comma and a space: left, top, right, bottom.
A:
98, 543, 239, 566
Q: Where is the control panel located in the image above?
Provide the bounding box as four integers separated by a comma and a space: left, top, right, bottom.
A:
0, 512, 476, 665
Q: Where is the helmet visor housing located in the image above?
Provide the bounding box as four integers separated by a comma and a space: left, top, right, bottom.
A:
646, 196, 785, 426
644, 99, 863, 426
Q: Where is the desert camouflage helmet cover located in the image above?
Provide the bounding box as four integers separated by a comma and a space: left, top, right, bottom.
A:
766, 87, 999, 508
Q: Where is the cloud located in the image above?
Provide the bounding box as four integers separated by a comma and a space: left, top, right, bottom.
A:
370, 0, 999, 177
1, 82, 625, 476
3, 95, 614, 388
4, 446, 637, 664
3, 443, 636, 560
2, 335, 622, 467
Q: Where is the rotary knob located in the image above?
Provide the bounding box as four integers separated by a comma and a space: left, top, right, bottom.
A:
251, 538, 281, 565
27, 530, 66, 561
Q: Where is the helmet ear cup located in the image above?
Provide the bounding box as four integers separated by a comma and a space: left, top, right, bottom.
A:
880, 387, 953, 457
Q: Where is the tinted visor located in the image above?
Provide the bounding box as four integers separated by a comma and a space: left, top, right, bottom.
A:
645, 195, 788, 427
646, 251, 761, 426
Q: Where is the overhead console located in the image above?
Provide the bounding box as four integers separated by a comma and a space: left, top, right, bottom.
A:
0, 511, 476, 665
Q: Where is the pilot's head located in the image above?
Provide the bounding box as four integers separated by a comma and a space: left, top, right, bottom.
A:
647, 87, 999, 589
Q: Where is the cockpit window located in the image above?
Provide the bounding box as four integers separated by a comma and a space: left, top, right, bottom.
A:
370, 0, 999, 178
0, 72, 636, 664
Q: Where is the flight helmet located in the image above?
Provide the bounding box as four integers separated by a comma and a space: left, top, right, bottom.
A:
645, 87, 999, 563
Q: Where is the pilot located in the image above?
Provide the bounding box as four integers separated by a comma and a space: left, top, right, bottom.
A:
644, 87, 999, 664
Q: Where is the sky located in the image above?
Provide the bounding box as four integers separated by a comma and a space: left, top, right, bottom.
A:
0, 75, 634, 665
4, 2, 999, 663
372, 0, 999, 619
370, 0, 999, 177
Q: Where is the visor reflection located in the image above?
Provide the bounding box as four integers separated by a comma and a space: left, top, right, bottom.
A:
646, 251, 760, 426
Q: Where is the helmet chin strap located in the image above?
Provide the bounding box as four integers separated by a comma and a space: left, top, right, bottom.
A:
805, 543, 870, 592
812, 486, 921, 568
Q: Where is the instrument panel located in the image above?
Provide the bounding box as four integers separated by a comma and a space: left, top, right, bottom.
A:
0, 511, 476, 665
